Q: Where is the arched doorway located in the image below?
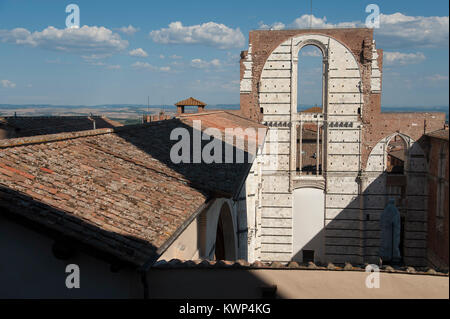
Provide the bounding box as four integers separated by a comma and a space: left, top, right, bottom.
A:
214, 203, 237, 261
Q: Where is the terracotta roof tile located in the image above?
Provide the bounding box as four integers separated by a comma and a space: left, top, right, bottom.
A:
152, 259, 449, 275
174, 97, 207, 106
0, 116, 122, 140
0, 113, 266, 266
426, 128, 449, 141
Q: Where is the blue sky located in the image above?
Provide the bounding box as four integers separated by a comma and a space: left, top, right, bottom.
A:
0, 0, 448, 107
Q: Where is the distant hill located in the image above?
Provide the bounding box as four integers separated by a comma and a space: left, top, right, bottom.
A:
0, 104, 447, 121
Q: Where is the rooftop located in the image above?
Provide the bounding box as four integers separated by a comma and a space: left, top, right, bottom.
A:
0, 111, 266, 266
153, 259, 449, 276
0, 115, 122, 140
426, 128, 449, 141
174, 97, 207, 107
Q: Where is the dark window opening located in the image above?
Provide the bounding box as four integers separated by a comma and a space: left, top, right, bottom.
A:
214, 216, 225, 260
297, 124, 323, 175
302, 250, 315, 263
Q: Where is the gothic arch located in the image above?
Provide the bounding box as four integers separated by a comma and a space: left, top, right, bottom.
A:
203, 198, 238, 261
258, 33, 363, 118
366, 132, 427, 173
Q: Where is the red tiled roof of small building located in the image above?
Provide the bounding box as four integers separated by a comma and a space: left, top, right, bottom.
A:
0, 112, 266, 266
174, 97, 207, 107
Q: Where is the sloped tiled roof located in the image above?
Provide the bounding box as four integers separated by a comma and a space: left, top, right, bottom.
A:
174, 97, 207, 107
178, 110, 266, 147
388, 149, 406, 162
0, 112, 266, 266
0, 115, 122, 140
152, 259, 448, 275
426, 128, 449, 141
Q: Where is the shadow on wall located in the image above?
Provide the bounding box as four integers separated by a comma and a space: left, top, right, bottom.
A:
291, 136, 429, 267
0, 185, 159, 298
0, 187, 279, 299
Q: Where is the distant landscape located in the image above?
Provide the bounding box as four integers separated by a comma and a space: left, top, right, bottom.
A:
0, 104, 448, 124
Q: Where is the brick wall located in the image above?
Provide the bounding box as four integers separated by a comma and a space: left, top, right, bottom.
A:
426, 136, 449, 270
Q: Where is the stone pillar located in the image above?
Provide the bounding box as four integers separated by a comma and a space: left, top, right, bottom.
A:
358, 172, 369, 264
290, 38, 298, 187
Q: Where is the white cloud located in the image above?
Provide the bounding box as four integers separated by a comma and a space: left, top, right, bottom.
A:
289, 14, 360, 29
129, 48, 148, 57
257, 13, 449, 49
106, 64, 121, 70
159, 66, 171, 72
383, 51, 426, 65
376, 13, 449, 48
190, 58, 221, 69
131, 61, 171, 72
81, 53, 112, 60
258, 21, 286, 30
425, 74, 449, 81
115, 25, 139, 36
170, 54, 182, 59
301, 46, 322, 57
0, 26, 128, 53
149, 21, 245, 49
1, 80, 16, 88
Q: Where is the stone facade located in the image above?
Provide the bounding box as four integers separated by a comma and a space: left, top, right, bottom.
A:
239, 28, 446, 266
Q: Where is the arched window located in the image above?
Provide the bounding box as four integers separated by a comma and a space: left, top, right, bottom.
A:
297, 45, 323, 113
296, 45, 324, 176
386, 135, 407, 175
214, 203, 236, 261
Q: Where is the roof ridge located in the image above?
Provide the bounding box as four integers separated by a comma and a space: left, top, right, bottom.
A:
1, 115, 107, 119
0, 122, 169, 148
222, 110, 266, 126
176, 110, 226, 118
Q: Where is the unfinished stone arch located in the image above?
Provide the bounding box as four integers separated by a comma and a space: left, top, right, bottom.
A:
364, 132, 428, 265
259, 33, 362, 121
366, 132, 426, 173
240, 28, 445, 266
202, 199, 238, 261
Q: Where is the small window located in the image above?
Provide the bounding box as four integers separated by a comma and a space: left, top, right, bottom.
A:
302, 250, 315, 263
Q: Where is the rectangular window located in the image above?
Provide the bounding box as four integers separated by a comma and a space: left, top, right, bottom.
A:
302, 250, 315, 263
297, 123, 323, 175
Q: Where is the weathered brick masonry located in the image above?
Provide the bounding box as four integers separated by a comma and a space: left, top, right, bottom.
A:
238, 28, 446, 266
